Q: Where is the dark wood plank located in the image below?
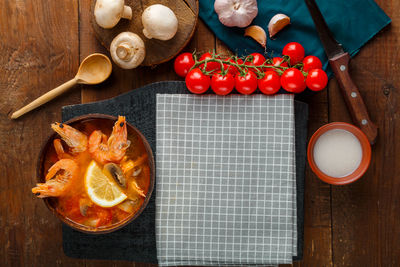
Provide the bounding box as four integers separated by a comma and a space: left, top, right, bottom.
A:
329, 1, 400, 266
297, 91, 333, 267
0, 0, 82, 266
1, 0, 397, 265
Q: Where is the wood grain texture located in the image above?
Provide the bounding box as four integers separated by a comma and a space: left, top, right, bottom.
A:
329, 0, 400, 266
0, 0, 81, 266
90, 0, 199, 66
1, 0, 400, 266
294, 91, 333, 267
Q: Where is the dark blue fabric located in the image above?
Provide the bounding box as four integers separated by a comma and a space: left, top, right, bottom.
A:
199, 0, 390, 76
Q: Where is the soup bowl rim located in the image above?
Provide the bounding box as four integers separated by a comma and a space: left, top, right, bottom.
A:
307, 122, 371, 185
36, 113, 155, 234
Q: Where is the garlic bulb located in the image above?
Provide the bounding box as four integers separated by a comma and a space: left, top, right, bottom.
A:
214, 0, 258, 28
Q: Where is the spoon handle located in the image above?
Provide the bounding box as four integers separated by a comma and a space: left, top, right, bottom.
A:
11, 78, 78, 119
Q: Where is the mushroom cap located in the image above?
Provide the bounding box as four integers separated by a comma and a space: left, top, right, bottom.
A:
94, 0, 125, 29
104, 163, 126, 188
142, 4, 178, 41
110, 32, 145, 69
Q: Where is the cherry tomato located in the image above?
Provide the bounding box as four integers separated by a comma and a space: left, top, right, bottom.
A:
302, 55, 323, 72
185, 68, 210, 94
281, 68, 306, 93
306, 69, 328, 91
245, 53, 266, 73
272, 57, 288, 67
224, 58, 243, 76
282, 42, 305, 65
211, 72, 235, 96
258, 71, 281, 95
235, 71, 258, 95
174, 53, 195, 77
245, 53, 266, 66
199, 52, 220, 73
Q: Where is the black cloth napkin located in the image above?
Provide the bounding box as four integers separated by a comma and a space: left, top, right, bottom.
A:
61, 81, 307, 262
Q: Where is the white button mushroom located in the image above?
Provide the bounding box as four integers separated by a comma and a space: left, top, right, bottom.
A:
94, 0, 132, 29
110, 32, 145, 69
141, 4, 178, 41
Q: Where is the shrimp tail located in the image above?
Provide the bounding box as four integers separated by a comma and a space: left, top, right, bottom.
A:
53, 139, 73, 160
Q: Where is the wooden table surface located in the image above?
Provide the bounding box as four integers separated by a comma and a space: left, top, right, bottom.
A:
1, 1, 399, 266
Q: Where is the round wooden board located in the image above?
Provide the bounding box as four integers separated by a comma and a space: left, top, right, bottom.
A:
91, 0, 199, 67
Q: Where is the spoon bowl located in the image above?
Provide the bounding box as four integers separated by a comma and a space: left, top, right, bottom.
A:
76, 53, 112, 84
11, 53, 112, 119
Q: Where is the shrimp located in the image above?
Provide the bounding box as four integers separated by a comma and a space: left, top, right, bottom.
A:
51, 122, 88, 154
88, 116, 131, 165
53, 139, 73, 160
129, 180, 146, 198
120, 154, 148, 175
32, 159, 78, 198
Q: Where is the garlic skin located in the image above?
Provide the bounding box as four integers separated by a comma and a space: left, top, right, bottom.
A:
244, 25, 267, 48
142, 4, 178, 41
110, 32, 145, 69
268, 14, 291, 38
214, 0, 258, 28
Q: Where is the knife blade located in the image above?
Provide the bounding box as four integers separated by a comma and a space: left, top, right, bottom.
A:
305, 0, 378, 144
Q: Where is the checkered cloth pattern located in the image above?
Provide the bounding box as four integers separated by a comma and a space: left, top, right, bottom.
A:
156, 94, 297, 266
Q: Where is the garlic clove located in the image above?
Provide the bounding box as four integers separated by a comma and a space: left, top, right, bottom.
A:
244, 25, 267, 48
268, 14, 291, 38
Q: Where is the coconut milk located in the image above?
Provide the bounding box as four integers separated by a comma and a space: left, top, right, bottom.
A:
313, 129, 362, 178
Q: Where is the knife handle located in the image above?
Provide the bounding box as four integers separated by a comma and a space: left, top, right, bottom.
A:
329, 52, 378, 144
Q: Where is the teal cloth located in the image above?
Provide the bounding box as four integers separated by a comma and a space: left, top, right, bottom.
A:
199, 0, 390, 77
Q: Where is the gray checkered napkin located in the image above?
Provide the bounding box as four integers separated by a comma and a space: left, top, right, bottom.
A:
156, 94, 297, 266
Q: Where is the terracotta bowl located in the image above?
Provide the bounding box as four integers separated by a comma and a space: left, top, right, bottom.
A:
307, 122, 371, 185
36, 114, 155, 234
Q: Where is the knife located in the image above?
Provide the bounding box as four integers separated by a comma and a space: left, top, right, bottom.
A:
305, 0, 378, 145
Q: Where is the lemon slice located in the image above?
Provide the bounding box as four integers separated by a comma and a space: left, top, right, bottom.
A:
85, 160, 127, 208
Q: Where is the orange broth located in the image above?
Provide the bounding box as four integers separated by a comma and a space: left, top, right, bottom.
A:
42, 118, 151, 229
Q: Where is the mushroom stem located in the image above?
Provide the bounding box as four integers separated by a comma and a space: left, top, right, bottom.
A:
116, 43, 132, 60
121, 5, 132, 20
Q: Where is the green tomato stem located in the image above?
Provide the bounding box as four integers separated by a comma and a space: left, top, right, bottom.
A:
188, 52, 306, 78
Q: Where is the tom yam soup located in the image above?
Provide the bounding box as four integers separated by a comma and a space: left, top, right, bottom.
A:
33, 115, 153, 232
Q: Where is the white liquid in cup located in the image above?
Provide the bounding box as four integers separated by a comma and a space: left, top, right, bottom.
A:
313, 129, 363, 178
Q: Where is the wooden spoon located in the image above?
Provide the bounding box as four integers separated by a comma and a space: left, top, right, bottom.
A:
11, 53, 112, 119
